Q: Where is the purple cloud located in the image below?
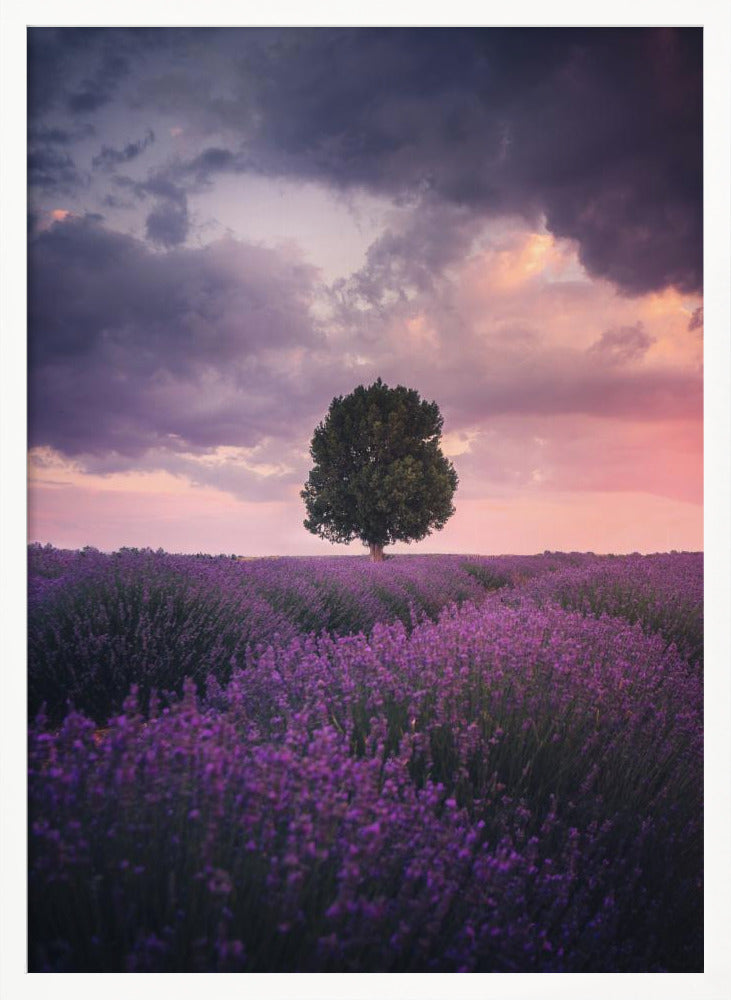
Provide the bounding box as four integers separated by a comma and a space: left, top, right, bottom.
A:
92, 129, 155, 170
28, 216, 324, 467
145, 196, 189, 247
688, 306, 703, 331
588, 323, 656, 365
27, 146, 87, 192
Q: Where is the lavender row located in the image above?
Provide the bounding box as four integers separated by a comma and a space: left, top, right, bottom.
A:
29, 598, 702, 972
28, 546, 702, 724
523, 552, 703, 667
28, 546, 586, 723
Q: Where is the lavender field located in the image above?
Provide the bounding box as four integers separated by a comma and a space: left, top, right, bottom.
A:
27, 546, 703, 972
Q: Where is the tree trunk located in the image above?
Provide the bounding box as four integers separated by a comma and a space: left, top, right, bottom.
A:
369, 543, 385, 562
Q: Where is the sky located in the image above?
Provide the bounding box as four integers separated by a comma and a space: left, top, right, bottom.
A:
25, 26, 705, 556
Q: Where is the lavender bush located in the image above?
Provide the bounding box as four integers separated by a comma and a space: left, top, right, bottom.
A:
525, 552, 703, 667
27, 547, 703, 972
28, 548, 298, 723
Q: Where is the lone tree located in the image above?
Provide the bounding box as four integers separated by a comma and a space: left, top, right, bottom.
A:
301, 378, 458, 561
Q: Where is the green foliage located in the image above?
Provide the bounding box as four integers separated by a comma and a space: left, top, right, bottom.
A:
301, 379, 458, 553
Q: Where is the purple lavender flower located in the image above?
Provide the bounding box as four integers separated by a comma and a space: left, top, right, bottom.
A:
28, 548, 702, 972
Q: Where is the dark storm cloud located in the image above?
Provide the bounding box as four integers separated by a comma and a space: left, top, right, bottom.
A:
28, 216, 324, 462
29, 123, 96, 146
67, 61, 127, 114
116, 147, 249, 202
688, 306, 703, 331
27, 146, 87, 192
28, 27, 702, 294
261, 29, 701, 294
111, 170, 191, 246
145, 196, 189, 247
28, 122, 95, 191
220, 28, 701, 295
119, 148, 249, 239
28, 27, 150, 116
27, 27, 83, 115
142, 174, 190, 247
92, 129, 155, 170
184, 147, 249, 183
101, 193, 136, 210
112, 171, 184, 203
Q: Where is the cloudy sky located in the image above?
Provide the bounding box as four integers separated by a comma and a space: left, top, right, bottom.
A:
26, 26, 704, 555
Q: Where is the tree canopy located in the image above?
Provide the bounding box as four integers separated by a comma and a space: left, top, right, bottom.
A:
301, 379, 458, 560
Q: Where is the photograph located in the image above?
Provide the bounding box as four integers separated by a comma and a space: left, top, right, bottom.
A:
6, 15, 725, 987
